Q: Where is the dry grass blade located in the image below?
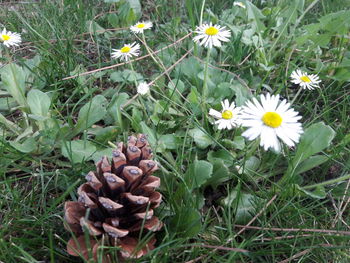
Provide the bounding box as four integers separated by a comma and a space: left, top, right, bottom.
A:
234, 225, 350, 236
62, 32, 192, 81
120, 48, 193, 109
186, 195, 277, 263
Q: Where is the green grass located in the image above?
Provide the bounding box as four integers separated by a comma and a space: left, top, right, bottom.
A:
0, 0, 350, 262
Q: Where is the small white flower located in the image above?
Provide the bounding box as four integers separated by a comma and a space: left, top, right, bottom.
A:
193, 22, 231, 49
290, 69, 321, 90
130, 21, 153, 34
111, 42, 140, 61
234, 2, 246, 8
240, 93, 303, 152
0, 28, 22, 47
209, 99, 241, 130
137, 82, 150, 95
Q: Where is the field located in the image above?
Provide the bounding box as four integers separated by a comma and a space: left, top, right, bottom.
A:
0, 0, 350, 262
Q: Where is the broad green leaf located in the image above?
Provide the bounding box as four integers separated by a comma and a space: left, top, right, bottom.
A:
140, 121, 157, 146
177, 57, 202, 82
27, 89, 51, 117
108, 13, 119, 27
296, 184, 326, 199
205, 160, 231, 188
86, 20, 105, 34
231, 136, 245, 150
159, 134, 177, 150
73, 95, 107, 135
293, 122, 335, 166
92, 148, 114, 163
167, 79, 185, 93
127, 0, 141, 17
231, 80, 252, 106
238, 156, 260, 176
246, 1, 266, 32
189, 128, 213, 149
27, 114, 49, 121
212, 82, 233, 100
62, 140, 97, 163
110, 70, 143, 83
9, 137, 37, 153
1, 63, 27, 108
92, 126, 118, 144
207, 149, 234, 167
223, 190, 263, 224
185, 160, 213, 189
294, 155, 329, 175
104, 0, 120, 2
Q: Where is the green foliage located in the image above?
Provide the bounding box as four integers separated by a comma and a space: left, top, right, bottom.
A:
0, 0, 349, 262
72, 95, 108, 136
292, 122, 336, 167
62, 140, 97, 163
1, 64, 28, 109
223, 186, 264, 224
185, 160, 213, 189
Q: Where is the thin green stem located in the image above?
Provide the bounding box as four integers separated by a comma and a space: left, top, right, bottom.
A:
129, 62, 139, 88
141, 33, 164, 71
202, 49, 211, 103
303, 174, 350, 190
290, 87, 303, 105
199, 0, 206, 25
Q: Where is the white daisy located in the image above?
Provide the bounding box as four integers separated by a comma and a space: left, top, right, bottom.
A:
209, 99, 241, 130
137, 82, 150, 95
130, 21, 153, 34
290, 69, 321, 90
193, 22, 231, 49
234, 2, 246, 8
241, 93, 303, 152
111, 42, 140, 61
0, 28, 22, 47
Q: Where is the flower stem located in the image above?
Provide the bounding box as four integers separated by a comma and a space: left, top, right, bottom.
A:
199, 0, 206, 26
200, 49, 211, 127
141, 33, 164, 71
202, 49, 211, 103
129, 61, 138, 88
290, 87, 303, 105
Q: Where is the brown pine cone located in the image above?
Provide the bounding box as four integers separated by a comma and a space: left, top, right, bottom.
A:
64, 134, 162, 261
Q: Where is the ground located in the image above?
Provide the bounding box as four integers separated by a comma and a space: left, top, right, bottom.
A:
0, 0, 349, 262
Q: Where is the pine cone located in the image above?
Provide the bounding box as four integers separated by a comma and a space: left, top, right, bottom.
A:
64, 134, 162, 261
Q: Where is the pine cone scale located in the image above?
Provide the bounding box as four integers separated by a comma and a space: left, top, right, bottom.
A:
64, 134, 162, 260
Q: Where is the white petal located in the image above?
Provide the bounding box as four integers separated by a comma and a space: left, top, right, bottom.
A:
209, 109, 222, 119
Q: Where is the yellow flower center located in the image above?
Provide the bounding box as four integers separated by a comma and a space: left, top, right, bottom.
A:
136, 23, 145, 28
120, 46, 131, 53
262, 112, 282, 128
205, 26, 219, 36
222, 110, 233, 120
300, 75, 311, 83
1, 34, 10, 41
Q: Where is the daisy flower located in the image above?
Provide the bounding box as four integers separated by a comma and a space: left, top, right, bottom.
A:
137, 82, 150, 95
240, 93, 303, 152
111, 42, 140, 61
209, 99, 241, 130
0, 28, 21, 47
290, 69, 321, 90
130, 21, 153, 34
193, 22, 231, 48
234, 2, 246, 8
